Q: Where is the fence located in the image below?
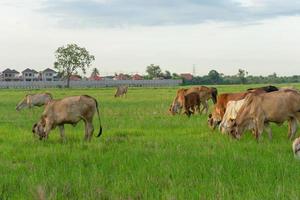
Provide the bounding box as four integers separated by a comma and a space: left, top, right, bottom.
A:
0, 79, 183, 89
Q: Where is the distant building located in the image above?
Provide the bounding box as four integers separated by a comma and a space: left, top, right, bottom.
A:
89, 74, 102, 81
114, 73, 130, 80
69, 74, 82, 81
2, 68, 20, 81
22, 68, 38, 81
132, 74, 143, 80
41, 68, 57, 81
180, 73, 193, 81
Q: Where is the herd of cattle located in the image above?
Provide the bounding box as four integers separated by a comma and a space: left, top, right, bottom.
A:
13, 84, 300, 156
169, 85, 300, 157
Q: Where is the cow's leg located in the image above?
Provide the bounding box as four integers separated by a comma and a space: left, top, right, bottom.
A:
59, 125, 66, 141
200, 101, 208, 114
85, 121, 94, 141
264, 123, 273, 140
43, 123, 52, 139
288, 118, 298, 140
255, 120, 264, 142
199, 101, 205, 114
203, 101, 209, 114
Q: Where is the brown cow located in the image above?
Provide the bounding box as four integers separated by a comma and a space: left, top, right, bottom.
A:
32, 95, 102, 141
16, 93, 53, 111
169, 86, 217, 115
228, 90, 300, 141
183, 92, 201, 117
115, 85, 128, 97
208, 92, 249, 129
208, 89, 270, 129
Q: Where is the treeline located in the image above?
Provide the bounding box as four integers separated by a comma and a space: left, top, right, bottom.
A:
145, 64, 300, 85
184, 70, 300, 85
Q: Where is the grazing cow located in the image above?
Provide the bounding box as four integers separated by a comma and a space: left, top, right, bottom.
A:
16, 93, 53, 111
169, 88, 188, 115
183, 92, 201, 117
292, 137, 300, 157
208, 89, 271, 130
208, 92, 249, 129
115, 85, 128, 97
247, 85, 278, 93
228, 90, 300, 141
219, 99, 273, 139
169, 86, 217, 115
32, 95, 102, 141
219, 99, 246, 133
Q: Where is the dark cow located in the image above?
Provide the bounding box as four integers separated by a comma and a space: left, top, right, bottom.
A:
247, 85, 278, 93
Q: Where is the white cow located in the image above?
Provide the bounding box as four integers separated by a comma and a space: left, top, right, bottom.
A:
16, 93, 53, 111
219, 99, 246, 134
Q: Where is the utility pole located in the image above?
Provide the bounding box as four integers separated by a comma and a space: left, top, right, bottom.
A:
192, 64, 196, 76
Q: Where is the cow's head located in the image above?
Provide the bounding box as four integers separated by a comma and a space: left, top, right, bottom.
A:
208, 108, 222, 130
169, 101, 181, 115
32, 117, 46, 140
226, 118, 246, 139
16, 97, 27, 111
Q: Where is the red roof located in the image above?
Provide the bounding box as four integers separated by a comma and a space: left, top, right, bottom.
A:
180, 73, 193, 80
132, 74, 143, 80
69, 75, 82, 81
89, 75, 102, 81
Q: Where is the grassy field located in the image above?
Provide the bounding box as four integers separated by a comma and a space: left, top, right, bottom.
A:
1, 84, 300, 199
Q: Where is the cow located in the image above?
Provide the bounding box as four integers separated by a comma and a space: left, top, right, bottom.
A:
115, 85, 128, 97
182, 92, 201, 117
219, 99, 273, 139
16, 93, 53, 111
208, 89, 271, 130
227, 90, 300, 141
169, 86, 218, 115
169, 88, 188, 115
208, 92, 249, 129
292, 137, 300, 157
32, 95, 103, 141
247, 85, 279, 93
219, 99, 246, 134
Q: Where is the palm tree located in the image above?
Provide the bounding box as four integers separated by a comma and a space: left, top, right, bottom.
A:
91, 68, 99, 77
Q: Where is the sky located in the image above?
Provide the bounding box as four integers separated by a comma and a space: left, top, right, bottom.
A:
0, 0, 299, 76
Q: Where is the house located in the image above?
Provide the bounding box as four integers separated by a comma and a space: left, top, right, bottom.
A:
69, 74, 82, 81
180, 73, 193, 81
41, 68, 57, 81
132, 74, 143, 80
22, 68, 38, 81
2, 68, 20, 81
89, 74, 102, 81
114, 73, 130, 80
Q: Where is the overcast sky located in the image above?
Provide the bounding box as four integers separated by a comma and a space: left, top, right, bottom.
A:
0, 0, 299, 76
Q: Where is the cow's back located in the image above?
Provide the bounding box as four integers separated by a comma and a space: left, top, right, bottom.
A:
44, 95, 96, 124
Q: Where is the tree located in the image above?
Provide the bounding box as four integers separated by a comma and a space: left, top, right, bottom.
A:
54, 44, 95, 88
237, 69, 248, 84
172, 73, 181, 79
146, 64, 162, 79
208, 69, 221, 84
163, 70, 172, 79
91, 68, 100, 77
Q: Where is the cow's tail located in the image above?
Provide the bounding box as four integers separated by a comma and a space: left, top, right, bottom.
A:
94, 98, 103, 137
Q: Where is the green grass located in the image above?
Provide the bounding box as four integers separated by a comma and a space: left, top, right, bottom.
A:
1, 84, 300, 199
